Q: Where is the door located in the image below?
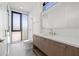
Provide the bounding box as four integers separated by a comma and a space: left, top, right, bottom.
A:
22, 14, 28, 40
11, 11, 22, 42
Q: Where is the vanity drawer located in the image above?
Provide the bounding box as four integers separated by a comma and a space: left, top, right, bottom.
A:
39, 37, 66, 55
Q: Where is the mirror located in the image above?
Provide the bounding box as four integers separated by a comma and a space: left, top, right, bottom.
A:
41, 2, 79, 30
41, 2, 79, 36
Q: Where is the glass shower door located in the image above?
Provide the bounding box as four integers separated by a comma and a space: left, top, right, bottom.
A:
22, 14, 28, 40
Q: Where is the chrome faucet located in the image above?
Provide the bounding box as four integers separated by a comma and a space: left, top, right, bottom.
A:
49, 28, 56, 35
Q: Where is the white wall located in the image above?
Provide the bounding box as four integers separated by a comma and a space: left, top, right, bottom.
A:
32, 3, 42, 34
0, 3, 8, 40
28, 3, 42, 41
0, 2, 8, 56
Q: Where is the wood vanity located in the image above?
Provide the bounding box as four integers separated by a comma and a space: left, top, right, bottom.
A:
33, 34, 79, 56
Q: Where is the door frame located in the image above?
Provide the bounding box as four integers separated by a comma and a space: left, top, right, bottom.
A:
11, 11, 22, 42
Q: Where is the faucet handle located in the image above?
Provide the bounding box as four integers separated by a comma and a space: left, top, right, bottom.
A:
53, 32, 56, 35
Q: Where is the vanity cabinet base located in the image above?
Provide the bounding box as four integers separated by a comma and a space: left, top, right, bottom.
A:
33, 44, 47, 56
33, 35, 79, 56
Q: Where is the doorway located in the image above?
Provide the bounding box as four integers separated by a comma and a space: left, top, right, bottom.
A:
11, 11, 28, 43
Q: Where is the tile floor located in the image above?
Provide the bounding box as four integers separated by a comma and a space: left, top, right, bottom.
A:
7, 41, 36, 56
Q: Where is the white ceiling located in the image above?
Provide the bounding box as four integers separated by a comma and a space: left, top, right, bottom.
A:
8, 2, 41, 13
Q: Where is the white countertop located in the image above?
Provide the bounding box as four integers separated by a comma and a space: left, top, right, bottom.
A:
34, 33, 79, 48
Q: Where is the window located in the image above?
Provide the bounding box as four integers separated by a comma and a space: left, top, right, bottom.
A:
12, 11, 21, 31
43, 2, 56, 11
